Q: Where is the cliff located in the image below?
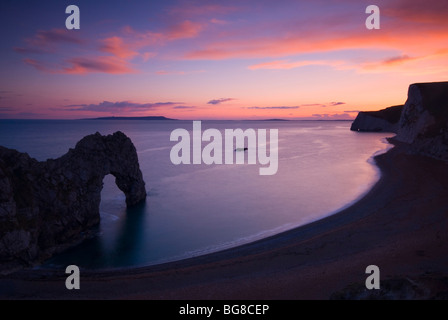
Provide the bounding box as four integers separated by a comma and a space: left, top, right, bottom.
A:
352, 82, 448, 161
0, 131, 146, 273
395, 82, 448, 161
350, 105, 403, 133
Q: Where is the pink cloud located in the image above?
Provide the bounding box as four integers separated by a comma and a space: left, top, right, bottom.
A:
185, 34, 372, 60
166, 20, 203, 40
23, 56, 136, 75
15, 28, 83, 54
141, 52, 157, 61
17, 20, 205, 75
100, 36, 139, 59
98, 20, 203, 60
63, 56, 136, 74
118, 20, 203, 47
120, 26, 162, 46
23, 58, 52, 72
360, 50, 448, 75
181, 0, 448, 62
210, 18, 229, 25
184, 26, 448, 79
28, 28, 83, 45
382, 54, 415, 65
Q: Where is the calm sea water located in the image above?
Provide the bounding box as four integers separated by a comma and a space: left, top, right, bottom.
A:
0, 120, 392, 269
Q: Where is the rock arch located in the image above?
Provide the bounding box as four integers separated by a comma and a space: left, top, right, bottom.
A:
0, 131, 146, 273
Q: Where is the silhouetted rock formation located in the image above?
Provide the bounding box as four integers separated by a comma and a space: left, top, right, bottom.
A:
350, 105, 403, 133
351, 82, 448, 161
395, 82, 448, 161
0, 131, 146, 273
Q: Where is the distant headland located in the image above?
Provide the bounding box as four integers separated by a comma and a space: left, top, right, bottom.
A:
82, 116, 177, 121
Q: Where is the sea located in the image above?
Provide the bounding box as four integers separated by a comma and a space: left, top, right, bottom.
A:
0, 120, 393, 270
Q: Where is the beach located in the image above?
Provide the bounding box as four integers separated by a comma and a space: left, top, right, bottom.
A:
2, 139, 448, 300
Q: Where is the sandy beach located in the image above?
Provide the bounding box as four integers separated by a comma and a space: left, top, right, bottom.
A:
1, 139, 448, 300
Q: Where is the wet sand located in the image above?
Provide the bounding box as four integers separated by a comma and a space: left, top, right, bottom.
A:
1, 140, 448, 300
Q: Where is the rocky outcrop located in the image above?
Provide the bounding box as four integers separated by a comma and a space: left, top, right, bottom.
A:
350, 105, 403, 133
0, 131, 146, 273
352, 82, 448, 162
331, 275, 448, 300
395, 82, 448, 161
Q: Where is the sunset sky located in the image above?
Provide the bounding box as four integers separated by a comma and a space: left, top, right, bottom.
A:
0, 0, 447, 120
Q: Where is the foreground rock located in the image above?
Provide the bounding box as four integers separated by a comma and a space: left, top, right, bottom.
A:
0, 132, 146, 274
331, 275, 448, 300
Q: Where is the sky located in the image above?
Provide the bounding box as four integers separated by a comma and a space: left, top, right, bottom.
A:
0, 0, 447, 120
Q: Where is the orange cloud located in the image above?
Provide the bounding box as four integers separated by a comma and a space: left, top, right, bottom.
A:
382, 54, 415, 65
361, 50, 448, 75
186, 27, 448, 61
182, 0, 448, 63
248, 59, 346, 70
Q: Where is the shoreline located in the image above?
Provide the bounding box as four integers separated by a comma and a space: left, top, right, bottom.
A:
1, 140, 448, 299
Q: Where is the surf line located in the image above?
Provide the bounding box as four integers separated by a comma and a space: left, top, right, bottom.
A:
170, 121, 278, 176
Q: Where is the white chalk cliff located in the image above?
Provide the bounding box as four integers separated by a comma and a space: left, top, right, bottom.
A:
395, 82, 448, 161
352, 82, 448, 161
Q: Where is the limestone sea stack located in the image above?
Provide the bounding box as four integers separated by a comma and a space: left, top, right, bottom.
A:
351, 81, 448, 161
0, 131, 146, 273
